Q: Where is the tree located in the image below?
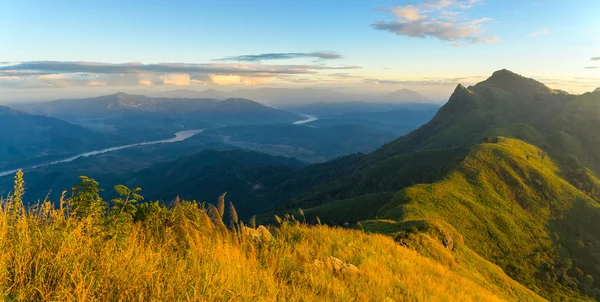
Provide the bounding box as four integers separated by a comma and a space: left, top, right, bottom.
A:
111, 184, 143, 217
69, 176, 105, 221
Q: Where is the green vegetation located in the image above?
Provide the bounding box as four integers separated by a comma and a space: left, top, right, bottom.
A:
374, 137, 600, 300
0, 172, 543, 301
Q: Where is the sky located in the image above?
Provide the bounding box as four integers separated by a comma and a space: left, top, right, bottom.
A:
1, 0, 599, 102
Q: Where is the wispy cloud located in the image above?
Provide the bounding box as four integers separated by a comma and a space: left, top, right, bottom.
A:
530, 28, 550, 37
584, 66, 598, 69
372, 0, 499, 45
592, 57, 600, 61
216, 52, 342, 62
0, 61, 362, 88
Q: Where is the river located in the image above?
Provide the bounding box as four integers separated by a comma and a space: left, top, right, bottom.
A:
292, 114, 318, 125
1, 113, 320, 178
0, 129, 205, 178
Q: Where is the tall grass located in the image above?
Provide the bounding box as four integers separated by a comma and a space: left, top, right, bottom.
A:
0, 172, 536, 301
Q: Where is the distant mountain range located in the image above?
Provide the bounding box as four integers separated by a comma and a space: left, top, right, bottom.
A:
11, 93, 301, 141
155, 87, 433, 107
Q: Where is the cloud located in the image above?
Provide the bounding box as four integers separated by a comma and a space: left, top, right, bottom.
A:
372, 0, 499, 44
0, 61, 361, 88
138, 79, 153, 86
209, 74, 270, 86
86, 81, 107, 86
530, 28, 550, 37
160, 73, 190, 86
0, 61, 360, 77
216, 52, 342, 62
584, 66, 598, 69
592, 57, 600, 61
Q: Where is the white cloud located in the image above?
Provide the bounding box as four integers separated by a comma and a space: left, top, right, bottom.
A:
372, 0, 499, 44
530, 28, 550, 37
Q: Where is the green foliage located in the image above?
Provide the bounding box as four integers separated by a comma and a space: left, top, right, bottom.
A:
377, 137, 600, 300
68, 176, 106, 221
111, 184, 143, 216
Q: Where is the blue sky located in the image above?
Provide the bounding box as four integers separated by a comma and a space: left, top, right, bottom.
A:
1, 0, 599, 101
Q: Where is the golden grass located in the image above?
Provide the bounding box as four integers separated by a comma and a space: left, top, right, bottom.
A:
0, 192, 528, 302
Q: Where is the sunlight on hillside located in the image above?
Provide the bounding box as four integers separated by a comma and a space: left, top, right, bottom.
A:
0, 172, 542, 301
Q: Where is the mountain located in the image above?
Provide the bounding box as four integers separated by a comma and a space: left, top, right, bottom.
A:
155, 89, 229, 99
260, 69, 600, 300
156, 88, 432, 106
380, 88, 431, 103
0, 106, 114, 170
12, 93, 301, 141
595, 87, 600, 93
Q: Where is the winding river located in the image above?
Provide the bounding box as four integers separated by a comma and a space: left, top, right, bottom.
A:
0, 129, 205, 178
292, 114, 318, 125
0, 114, 320, 178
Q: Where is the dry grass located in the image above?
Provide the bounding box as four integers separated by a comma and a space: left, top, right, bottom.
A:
0, 187, 529, 302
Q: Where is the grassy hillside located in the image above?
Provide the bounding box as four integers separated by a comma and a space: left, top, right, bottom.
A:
376, 137, 600, 300
0, 173, 543, 301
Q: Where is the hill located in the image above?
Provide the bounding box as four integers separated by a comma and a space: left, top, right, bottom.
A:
0, 106, 115, 170
203, 124, 398, 162
375, 137, 600, 299
0, 178, 543, 301
263, 70, 600, 299
125, 149, 306, 215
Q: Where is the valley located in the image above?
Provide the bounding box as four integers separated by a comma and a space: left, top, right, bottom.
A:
2, 70, 600, 301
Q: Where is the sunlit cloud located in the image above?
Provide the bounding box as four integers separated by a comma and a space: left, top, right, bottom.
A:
209, 74, 270, 86
372, 0, 499, 45
0, 61, 361, 88
160, 73, 190, 86
86, 81, 107, 86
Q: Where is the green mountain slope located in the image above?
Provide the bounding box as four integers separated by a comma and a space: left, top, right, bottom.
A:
265, 71, 600, 300
376, 137, 600, 299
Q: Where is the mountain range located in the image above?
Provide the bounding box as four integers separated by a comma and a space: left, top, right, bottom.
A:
93, 69, 600, 300
3, 69, 600, 300
11, 93, 301, 141
155, 87, 433, 107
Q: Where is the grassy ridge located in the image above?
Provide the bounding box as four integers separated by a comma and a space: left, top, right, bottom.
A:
377, 137, 600, 300
0, 174, 542, 301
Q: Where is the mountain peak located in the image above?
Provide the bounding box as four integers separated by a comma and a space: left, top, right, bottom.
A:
479, 69, 554, 94
594, 88, 600, 93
